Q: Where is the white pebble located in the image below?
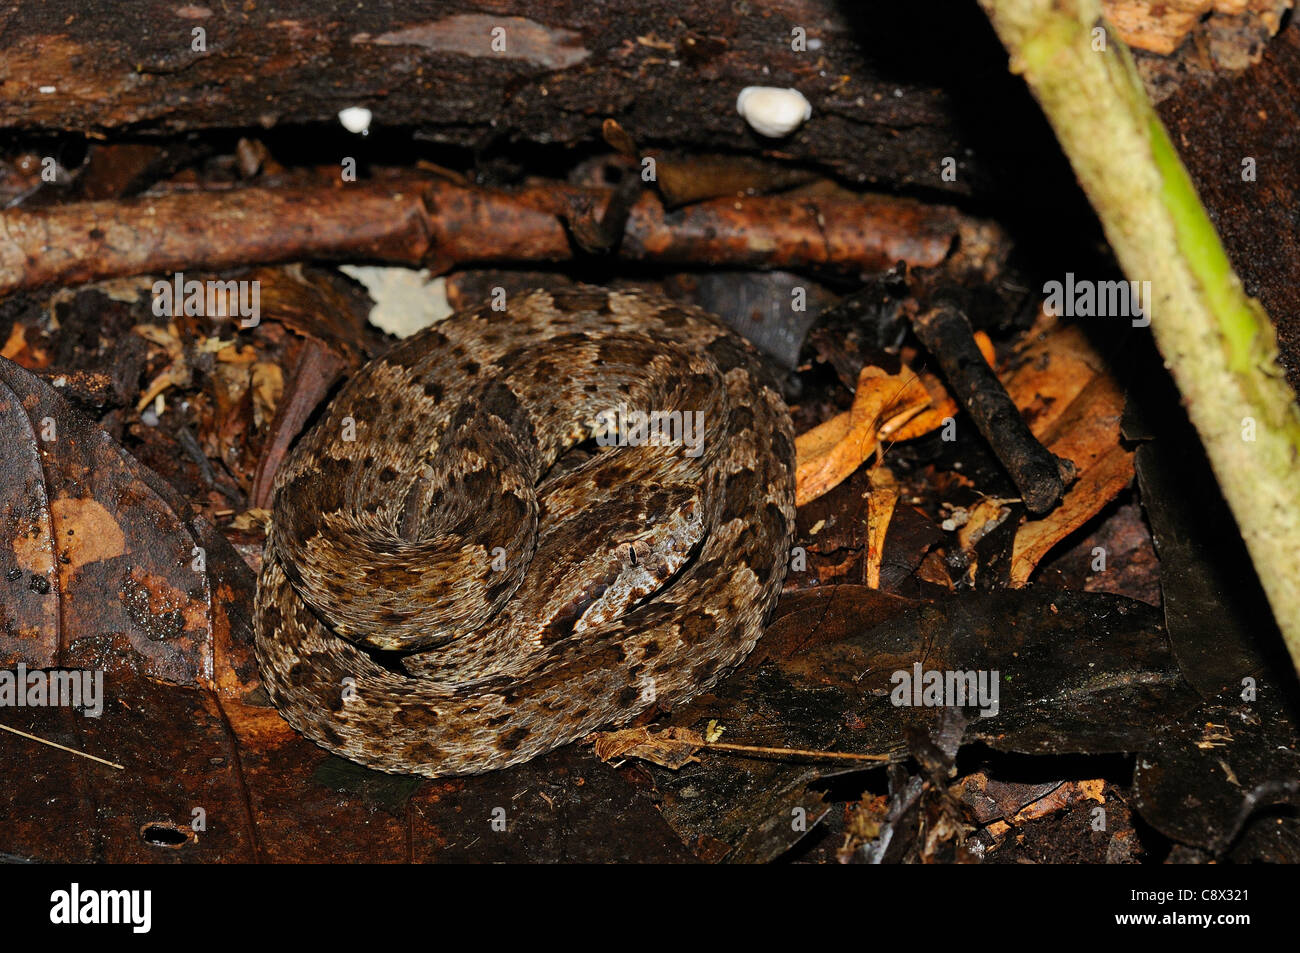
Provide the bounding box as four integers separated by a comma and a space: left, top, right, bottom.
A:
736, 86, 811, 138
338, 106, 372, 136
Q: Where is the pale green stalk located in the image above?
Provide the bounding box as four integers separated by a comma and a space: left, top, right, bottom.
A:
980, 0, 1300, 673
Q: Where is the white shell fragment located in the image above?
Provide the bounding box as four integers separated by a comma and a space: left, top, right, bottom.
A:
736, 86, 811, 138
338, 106, 373, 135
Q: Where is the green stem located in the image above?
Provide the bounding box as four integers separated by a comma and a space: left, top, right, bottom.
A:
980, 0, 1300, 675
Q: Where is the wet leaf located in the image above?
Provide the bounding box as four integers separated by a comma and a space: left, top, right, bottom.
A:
642, 587, 1191, 861
1126, 369, 1281, 695
1132, 681, 1300, 857
0, 355, 257, 693
1, 670, 694, 862
762, 584, 916, 661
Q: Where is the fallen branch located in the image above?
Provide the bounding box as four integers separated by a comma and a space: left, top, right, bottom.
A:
0, 177, 1000, 296
0, 1, 991, 194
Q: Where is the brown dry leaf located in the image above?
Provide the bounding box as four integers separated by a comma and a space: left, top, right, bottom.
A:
1101, 0, 1287, 55
795, 332, 994, 508
249, 264, 368, 365
251, 361, 284, 428
588, 725, 706, 769
0, 324, 49, 367
916, 549, 954, 589
229, 508, 271, 532
1103, 0, 1215, 54
795, 366, 930, 507
1013, 780, 1106, 822
1079, 778, 1108, 803
956, 498, 1017, 551
242, 266, 371, 509
838, 794, 892, 861
981, 779, 1110, 843
865, 469, 899, 589
206, 346, 259, 482
132, 320, 190, 411
1006, 317, 1135, 586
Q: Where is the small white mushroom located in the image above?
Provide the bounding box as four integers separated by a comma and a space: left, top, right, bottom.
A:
338, 106, 373, 136
736, 86, 811, 138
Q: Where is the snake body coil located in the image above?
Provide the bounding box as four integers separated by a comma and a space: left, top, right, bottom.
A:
254, 286, 795, 776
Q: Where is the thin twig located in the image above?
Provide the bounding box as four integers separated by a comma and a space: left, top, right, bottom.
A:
0, 722, 125, 770
699, 740, 894, 763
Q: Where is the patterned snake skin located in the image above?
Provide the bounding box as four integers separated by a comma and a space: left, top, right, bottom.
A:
254, 286, 796, 776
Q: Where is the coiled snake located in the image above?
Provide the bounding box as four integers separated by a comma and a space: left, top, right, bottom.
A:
254, 286, 796, 776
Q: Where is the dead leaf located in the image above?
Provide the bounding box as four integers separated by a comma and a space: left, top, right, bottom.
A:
795, 366, 930, 506
795, 333, 994, 508
1, 672, 694, 862
589, 725, 706, 769
1006, 317, 1135, 586
0, 356, 257, 693
865, 473, 899, 590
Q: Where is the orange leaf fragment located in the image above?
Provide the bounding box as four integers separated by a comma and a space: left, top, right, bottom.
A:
794, 331, 994, 507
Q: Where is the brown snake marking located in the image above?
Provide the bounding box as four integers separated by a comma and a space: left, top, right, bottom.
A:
254, 286, 796, 776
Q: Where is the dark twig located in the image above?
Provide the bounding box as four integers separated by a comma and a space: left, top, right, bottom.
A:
562, 172, 641, 255
911, 298, 1072, 515
175, 425, 244, 506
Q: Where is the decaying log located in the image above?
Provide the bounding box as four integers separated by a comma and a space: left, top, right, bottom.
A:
0, 1, 1023, 197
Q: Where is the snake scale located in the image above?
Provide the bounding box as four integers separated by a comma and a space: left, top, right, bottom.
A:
254, 286, 796, 776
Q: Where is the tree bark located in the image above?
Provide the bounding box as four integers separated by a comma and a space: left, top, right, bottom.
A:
0, 1, 1016, 196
